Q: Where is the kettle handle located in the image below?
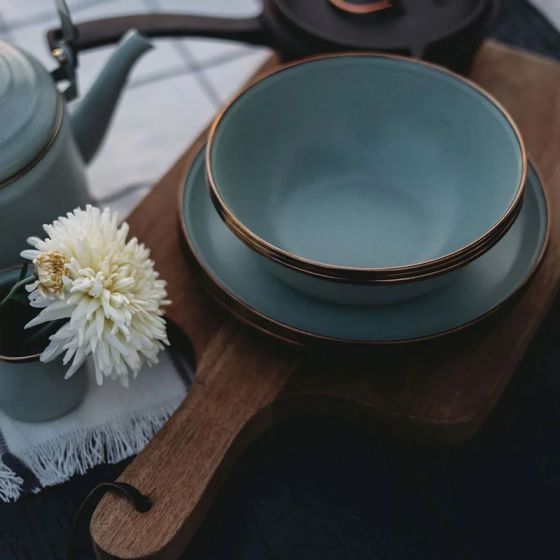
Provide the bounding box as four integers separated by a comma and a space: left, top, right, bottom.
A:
47, 13, 269, 52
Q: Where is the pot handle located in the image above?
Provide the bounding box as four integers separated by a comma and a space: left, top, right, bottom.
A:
47, 13, 269, 52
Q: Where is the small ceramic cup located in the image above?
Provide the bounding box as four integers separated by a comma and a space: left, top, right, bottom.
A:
206, 53, 526, 305
0, 266, 87, 422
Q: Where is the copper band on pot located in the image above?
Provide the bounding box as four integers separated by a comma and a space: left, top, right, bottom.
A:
329, 0, 394, 15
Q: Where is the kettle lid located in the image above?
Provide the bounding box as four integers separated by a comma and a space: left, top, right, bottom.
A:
0, 40, 62, 186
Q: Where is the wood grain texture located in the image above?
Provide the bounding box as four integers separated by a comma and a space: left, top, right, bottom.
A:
91, 41, 560, 559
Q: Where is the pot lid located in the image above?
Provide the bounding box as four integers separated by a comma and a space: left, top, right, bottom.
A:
0, 40, 61, 185
274, 0, 489, 55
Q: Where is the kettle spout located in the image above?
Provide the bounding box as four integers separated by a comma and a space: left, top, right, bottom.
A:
70, 29, 153, 163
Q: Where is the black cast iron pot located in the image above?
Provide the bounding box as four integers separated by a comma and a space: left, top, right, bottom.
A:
48, 0, 499, 74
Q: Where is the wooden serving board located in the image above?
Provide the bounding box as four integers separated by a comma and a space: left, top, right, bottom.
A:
91, 41, 560, 559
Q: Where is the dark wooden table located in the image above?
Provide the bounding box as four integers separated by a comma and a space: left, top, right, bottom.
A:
2, 1, 560, 559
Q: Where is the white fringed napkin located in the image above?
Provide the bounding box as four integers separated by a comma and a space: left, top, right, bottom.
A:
0, 351, 189, 502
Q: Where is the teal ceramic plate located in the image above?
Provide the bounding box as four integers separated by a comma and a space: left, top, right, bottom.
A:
181, 146, 549, 345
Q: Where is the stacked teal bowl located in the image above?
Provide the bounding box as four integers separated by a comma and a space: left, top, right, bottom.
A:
205, 54, 527, 305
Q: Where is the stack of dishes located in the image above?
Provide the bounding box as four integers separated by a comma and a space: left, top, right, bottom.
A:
180, 54, 549, 346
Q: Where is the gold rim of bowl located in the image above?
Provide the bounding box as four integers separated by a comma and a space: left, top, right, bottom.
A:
206, 52, 528, 284
180, 148, 549, 346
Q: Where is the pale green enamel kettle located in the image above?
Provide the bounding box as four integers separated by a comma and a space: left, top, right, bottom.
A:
0, 0, 152, 267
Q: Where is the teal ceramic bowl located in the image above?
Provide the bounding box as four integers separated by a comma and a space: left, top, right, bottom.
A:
207, 54, 526, 305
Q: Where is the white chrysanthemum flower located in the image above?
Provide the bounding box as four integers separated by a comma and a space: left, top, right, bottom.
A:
21, 205, 170, 386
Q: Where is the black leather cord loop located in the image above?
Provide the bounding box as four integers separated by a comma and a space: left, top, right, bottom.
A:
65, 481, 152, 560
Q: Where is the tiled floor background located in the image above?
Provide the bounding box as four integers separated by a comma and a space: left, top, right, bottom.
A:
0, 0, 558, 218
0, 0, 270, 217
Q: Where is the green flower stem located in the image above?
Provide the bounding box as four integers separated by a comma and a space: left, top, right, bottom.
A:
18, 261, 29, 282
0, 275, 35, 307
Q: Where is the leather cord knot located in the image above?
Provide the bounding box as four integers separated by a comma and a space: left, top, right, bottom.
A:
65, 481, 152, 560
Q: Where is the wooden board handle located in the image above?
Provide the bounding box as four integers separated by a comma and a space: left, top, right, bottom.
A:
91, 324, 298, 560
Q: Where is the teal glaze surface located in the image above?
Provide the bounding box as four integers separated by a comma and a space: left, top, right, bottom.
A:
183, 148, 547, 343
0, 114, 90, 268
0, 358, 88, 422
209, 55, 524, 270
71, 30, 153, 163
0, 269, 88, 422
0, 31, 152, 268
263, 255, 451, 305
0, 42, 59, 183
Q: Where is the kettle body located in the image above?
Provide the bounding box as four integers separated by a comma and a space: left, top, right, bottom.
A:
0, 105, 90, 267
0, 30, 152, 268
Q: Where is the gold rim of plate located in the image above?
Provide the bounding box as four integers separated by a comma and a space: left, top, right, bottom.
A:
179, 146, 550, 347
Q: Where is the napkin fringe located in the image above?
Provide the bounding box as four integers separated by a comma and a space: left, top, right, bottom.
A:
0, 460, 24, 502
0, 396, 182, 501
